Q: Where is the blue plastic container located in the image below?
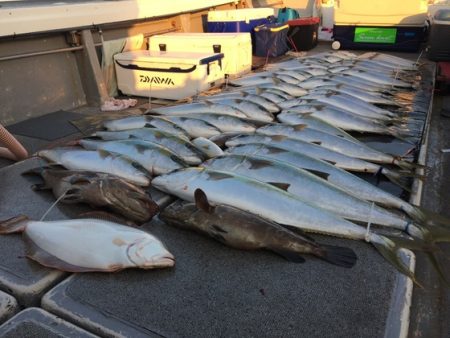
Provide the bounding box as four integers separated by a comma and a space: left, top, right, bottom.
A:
207, 8, 275, 33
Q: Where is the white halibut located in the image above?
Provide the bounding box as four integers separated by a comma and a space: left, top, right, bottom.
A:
0, 216, 174, 272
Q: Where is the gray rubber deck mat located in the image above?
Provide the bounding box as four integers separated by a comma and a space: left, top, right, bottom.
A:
6, 110, 84, 141
42, 217, 399, 338
0, 308, 98, 338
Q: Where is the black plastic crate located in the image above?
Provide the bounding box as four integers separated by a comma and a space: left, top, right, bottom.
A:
287, 17, 320, 51
333, 25, 426, 52
428, 9, 450, 61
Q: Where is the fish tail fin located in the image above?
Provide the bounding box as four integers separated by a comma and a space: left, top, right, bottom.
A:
0, 215, 30, 234
369, 233, 424, 287
381, 168, 424, 191
317, 245, 358, 268
393, 157, 427, 171
413, 208, 450, 233
387, 126, 420, 143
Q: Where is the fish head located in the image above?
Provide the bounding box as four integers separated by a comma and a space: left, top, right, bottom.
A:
128, 237, 175, 268
151, 168, 202, 193
159, 200, 198, 229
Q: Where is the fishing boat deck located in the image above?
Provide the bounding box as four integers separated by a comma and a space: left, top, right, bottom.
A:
0, 42, 448, 337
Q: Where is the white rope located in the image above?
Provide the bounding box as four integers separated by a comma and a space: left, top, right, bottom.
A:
365, 202, 375, 243
40, 190, 68, 221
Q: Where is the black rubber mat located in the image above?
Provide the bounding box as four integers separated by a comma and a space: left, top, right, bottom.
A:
6, 110, 84, 141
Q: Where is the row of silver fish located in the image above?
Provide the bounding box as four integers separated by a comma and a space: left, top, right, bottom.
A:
24, 51, 445, 280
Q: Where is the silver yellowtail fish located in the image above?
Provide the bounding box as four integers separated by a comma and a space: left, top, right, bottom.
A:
168, 113, 256, 133
152, 167, 419, 281
23, 168, 159, 223
160, 189, 357, 267
197, 91, 281, 113
149, 102, 247, 118
156, 116, 221, 138
92, 128, 204, 165
273, 115, 358, 141
225, 144, 422, 218
277, 108, 414, 140
257, 124, 418, 171
202, 155, 425, 236
78, 139, 187, 176
103, 116, 189, 139
38, 148, 150, 186
0, 216, 174, 272
225, 134, 416, 188
203, 98, 274, 122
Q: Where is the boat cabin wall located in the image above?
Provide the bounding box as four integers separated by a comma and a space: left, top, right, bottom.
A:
0, 2, 244, 126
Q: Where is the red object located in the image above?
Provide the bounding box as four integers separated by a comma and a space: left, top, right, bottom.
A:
438, 62, 450, 81
287, 17, 320, 26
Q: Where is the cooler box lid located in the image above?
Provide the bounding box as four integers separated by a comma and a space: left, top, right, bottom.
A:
114, 50, 224, 65
207, 8, 275, 22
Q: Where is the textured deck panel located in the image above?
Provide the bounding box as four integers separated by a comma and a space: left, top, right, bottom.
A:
0, 290, 19, 324
0, 308, 98, 338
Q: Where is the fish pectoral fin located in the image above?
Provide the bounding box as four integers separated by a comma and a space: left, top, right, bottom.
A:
31, 183, 51, 191
267, 182, 290, 191
23, 232, 101, 272
303, 169, 330, 181
269, 247, 306, 263
194, 189, 215, 214
211, 224, 228, 234
293, 124, 307, 131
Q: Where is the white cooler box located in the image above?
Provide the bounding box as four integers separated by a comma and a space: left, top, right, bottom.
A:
149, 33, 252, 78
114, 50, 224, 100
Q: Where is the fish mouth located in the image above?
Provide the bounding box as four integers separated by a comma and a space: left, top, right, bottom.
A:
155, 256, 175, 267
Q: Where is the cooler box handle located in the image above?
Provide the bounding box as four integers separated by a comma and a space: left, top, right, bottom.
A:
200, 53, 224, 75
115, 60, 197, 73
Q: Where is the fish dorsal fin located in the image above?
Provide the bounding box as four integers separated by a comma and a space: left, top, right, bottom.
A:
273, 78, 281, 84
248, 157, 272, 169
242, 92, 249, 98
268, 182, 290, 191
234, 99, 243, 104
204, 100, 214, 106
324, 159, 336, 166
302, 112, 313, 117
315, 105, 325, 111
304, 169, 330, 180
270, 135, 287, 142
207, 171, 234, 181
336, 83, 343, 89
134, 143, 148, 154
293, 124, 307, 131
97, 149, 111, 158
255, 87, 264, 95
311, 141, 322, 146
194, 189, 215, 213
267, 146, 287, 154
